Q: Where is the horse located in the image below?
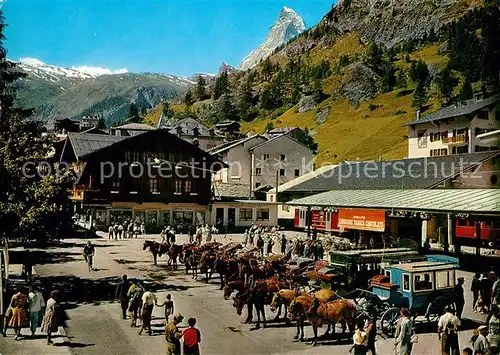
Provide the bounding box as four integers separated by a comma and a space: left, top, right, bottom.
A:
224, 280, 245, 300
289, 294, 356, 346
199, 250, 218, 282
143, 240, 160, 265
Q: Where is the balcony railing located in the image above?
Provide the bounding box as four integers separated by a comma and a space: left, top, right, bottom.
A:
442, 135, 468, 144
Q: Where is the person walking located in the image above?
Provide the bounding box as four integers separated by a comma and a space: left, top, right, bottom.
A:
9, 288, 28, 340
473, 325, 490, 354
128, 223, 134, 239
472, 273, 482, 312
138, 288, 157, 335
256, 235, 264, 257
481, 273, 493, 314
266, 237, 274, 256
2, 293, 15, 337
23, 249, 34, 280
280, 234, 287, 255
438, 306, 461, 355
41, 290, 60, 345
165, 313, 184, 355
395, 308, 413, 355
83, 241, 95, 271
156, 294, 174, 324
350, 320, 368, 355
365, 316, 377, 355
108, 225, 114, 240
488, 305, 500, 349
183, 317, 201, 355
128, 283, 143, 327
115, 275, 130, 320
114, 224, 119, 240
454, 277, 466, 320
28, 284, 45, 338
118, 223, 123, 239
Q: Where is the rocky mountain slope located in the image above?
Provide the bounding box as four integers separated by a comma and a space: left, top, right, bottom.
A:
15, 59, 194, 126
240, 6, 306, 70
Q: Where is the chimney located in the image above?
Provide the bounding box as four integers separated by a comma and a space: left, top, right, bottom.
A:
193, 138, 199, 148
474, 93, 484, 102
416, 110, 421, 120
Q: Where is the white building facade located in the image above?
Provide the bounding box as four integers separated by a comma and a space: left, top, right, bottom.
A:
405, 94, 500, 158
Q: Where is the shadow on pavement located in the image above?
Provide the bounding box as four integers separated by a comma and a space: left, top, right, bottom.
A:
55, 341, 95, 348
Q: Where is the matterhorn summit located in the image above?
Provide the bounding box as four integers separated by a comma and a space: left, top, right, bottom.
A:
240, 7, 306, 70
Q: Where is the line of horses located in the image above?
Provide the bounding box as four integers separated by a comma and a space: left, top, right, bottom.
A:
143, 240, 358, 346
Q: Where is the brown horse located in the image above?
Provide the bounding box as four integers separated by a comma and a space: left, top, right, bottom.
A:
143, 240, 160, 265
289, 295, 356, 345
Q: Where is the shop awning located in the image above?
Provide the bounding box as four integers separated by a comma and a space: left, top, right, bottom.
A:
287, 189, 500, 215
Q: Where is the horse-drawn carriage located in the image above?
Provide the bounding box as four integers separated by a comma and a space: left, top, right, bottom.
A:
356, 255, 459, 337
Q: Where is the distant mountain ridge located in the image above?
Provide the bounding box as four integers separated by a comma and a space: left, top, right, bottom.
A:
15, 59, 195, 126
240, 7, 306, 70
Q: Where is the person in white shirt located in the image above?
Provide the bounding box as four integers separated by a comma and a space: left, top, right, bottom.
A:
438, 306, 461, 355
139, 289, 157, 336
474, 325, 490, 354
28, 284, 46, 337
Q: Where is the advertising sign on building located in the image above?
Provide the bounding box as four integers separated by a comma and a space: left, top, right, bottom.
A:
338, 209, 386, 232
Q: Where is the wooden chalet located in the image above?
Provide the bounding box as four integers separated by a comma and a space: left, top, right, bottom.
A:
58, 130, 225, 231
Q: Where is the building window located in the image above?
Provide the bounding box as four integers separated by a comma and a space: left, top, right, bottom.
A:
184, 180, 192, 193
279, 169, 285, 176
280, 154, 286, 161
174, 179, 183, 193
256, 208, 270, 221
414, 272, 433, 292
496, 111, 500, 121
403, 274, 410, 291
452, 146, 468, 154
262, 154, 269, 161
430, 148, 448, 157
294, 169, 300, 177
477, 111, 489, 120
239, 208, 253, 221
149, 179, 159, 194
255, 168, 262, 175
255, 182, 261, 188
475, 145, 491, 152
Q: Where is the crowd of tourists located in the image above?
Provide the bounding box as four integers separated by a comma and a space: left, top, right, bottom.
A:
115, 275, 201, 355
108, 221, 145, 239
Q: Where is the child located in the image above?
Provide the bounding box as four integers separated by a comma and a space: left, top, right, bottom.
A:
156, 294, 174, 324
183, 317, 201, 355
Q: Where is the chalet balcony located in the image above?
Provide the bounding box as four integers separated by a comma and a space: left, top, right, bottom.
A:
442, 135, 468, 145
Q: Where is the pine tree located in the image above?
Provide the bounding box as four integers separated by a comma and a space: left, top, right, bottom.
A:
196, 75, 207, 100
395, 68, 408, 88
480, 3, 500, 93
294, 128, 318, 154
128, 103, 141, 122
213, 71, 229, 100
459, 79, 473, 100
0, 12, 75, 242
214, 93, 237, 122
264, 121, 275, 132
236, 78, 253, 121
410, 60, 430, 109
366, 42, 383, 70
97, 116, 106, 129
435, 67, 458, 104
162, 101, 172, 117
261, 57, 274, 82
259, 86, 275, 110
184, 90, 194, 106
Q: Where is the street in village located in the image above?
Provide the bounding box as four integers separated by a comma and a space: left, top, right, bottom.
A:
0, 231, 487, 355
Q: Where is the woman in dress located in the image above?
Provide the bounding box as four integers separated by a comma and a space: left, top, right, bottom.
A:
9, 288, 28, 340
41, 290, 60, 345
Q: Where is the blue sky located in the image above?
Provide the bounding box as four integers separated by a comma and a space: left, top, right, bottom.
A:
4, 0, 334, 77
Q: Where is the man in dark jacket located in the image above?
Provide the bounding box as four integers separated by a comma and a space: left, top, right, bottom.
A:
115, 275, 130, 319
454, 277, 465, 319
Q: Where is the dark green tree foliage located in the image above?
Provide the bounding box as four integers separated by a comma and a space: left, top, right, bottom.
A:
214, 93, 237, 122
259, 85, 274, 110
312, 78, 327, 103
162, 101, 173, 117
338, 54, 351, 68
261, 57, 275, 82
264, 121, 275, 132
0, 12, 75, 242
128, 102, 142, 123
196, 75, 207, 100
236, 79, 254, 122
294, 128, 318, 154
435, 67, 458, 104
480, 2, 500, 93
410, 59, 430, 109
459, 79, 473, 100
395, 68, 408, 88
366, 42, 396, 92
447, 21, 483, 83
213, 71, 229, 100
97, 116, 106, 129
366, 43, 383, 71
269, 70, 285, 108
310, 60, 332, 80
184, 90, 194, 106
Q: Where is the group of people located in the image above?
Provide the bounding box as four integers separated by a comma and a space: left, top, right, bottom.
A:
2, 284, 61, 345
108, 221, 145, 240
471, 271, 500, 315
191, 225, 217, 244
115, 274, 201, 354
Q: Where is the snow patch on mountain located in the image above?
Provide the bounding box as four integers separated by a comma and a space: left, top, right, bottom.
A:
240, 7, 306, 70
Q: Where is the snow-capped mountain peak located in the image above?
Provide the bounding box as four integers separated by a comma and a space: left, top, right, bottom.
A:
240, 7, 306, 70
19, 58, 99, 81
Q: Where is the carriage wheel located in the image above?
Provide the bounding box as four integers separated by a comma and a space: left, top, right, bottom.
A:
381, 307, 400, 337
426, 297, 455, 323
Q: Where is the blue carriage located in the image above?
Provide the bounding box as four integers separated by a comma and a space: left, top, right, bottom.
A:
368, 255, 459, 336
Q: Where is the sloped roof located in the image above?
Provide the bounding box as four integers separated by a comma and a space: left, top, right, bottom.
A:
67, 133, 129, 159
157, 113, 168, 129
113, 123, 156, 131
284, 151, 500, 193
269, 165, 339, 194
403, 93, 500, 126
167, 117, 213, 136
249, 132, 312, 152
288, 189, 500, 214
268, 126, 299, 134
210, 135, 266, 155
213, 182, 253, 199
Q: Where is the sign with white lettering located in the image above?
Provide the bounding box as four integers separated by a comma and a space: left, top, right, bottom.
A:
338, 209, 386, 232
